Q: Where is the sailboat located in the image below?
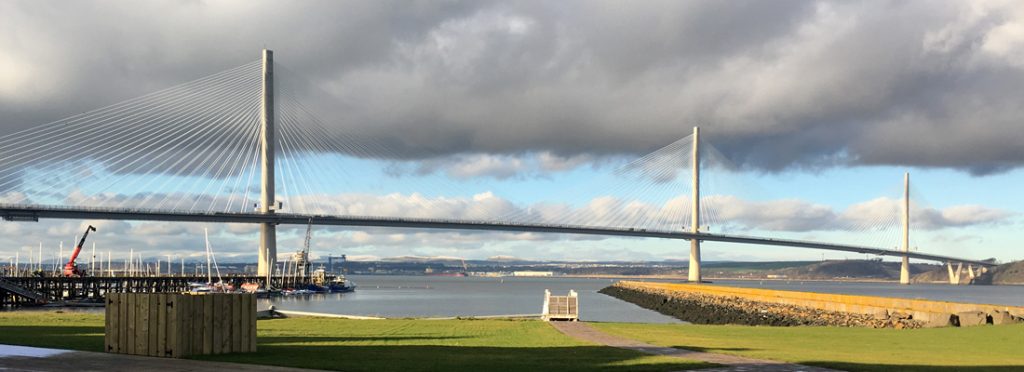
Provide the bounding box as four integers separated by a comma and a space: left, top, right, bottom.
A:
189, 228, 233, 293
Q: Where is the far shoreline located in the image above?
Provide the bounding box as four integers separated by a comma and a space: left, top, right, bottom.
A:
557, 274, 1024, 285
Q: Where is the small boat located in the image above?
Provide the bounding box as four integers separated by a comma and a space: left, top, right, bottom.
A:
189, 281, 234, 294
240, 282, 261, 293
308, 268, 356, 293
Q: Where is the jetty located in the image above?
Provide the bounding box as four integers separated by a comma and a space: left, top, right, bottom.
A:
0, 275, 306, 307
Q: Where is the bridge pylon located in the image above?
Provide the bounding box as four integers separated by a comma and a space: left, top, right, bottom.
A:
688, 126, 701, 283
900, 172, 910, 285
257, 49, 277, 278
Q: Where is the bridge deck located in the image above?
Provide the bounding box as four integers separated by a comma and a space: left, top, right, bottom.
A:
0, 204, 995, 267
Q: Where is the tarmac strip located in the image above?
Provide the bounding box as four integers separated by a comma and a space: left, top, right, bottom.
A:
0, 344, 324, 372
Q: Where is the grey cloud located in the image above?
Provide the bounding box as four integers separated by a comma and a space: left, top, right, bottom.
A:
2, 0, 1024, 181
385, 151, 604, 180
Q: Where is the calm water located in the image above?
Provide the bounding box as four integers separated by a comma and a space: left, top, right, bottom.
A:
258, 275, 1024, 323
260, 275, 682, 323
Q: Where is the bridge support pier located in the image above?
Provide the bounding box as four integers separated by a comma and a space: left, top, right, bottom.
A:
688, 126, 701, 283
257, 49, 277, 278
947, 262, 963, 285
900, 172, 911, 285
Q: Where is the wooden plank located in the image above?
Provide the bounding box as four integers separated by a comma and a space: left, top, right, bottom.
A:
221, 294, 232, 353
192, 295, 204, 355
239, 295, 250, 353
104, 295, 114, 352
248, 294, 257, 352
149, 294, 159, 357
126, 294, 136, 355
187, 295, 198, 356
103, 293, 111, 353
180, 295, 192, 358
203, 294, 214, 354
114, 293, 122, 354
110, 295, 120, 352
157, 294, 166, 357
137, 294, 149, 356
211, 294, 223, 354
169, 295, 182, 358
119, 293, 128, 354
231, 294, 242, 353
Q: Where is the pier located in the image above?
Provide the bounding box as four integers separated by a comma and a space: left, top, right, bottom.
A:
0, 275, 307, 307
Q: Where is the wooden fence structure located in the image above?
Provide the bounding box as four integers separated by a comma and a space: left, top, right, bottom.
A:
104, 293, 257, 358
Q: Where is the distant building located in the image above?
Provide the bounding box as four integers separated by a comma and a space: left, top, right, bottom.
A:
513, 271, 554, 277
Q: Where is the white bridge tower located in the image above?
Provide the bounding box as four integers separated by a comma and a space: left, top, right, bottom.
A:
257, 49, 277, 277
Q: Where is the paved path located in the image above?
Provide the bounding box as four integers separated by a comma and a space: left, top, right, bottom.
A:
0, 344, 324, 372
549, 322, 840, 372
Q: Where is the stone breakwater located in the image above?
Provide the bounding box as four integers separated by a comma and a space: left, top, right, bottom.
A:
599, 284, 921, 328
601, 281, 1024, 328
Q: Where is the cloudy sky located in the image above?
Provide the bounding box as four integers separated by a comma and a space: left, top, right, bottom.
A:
1, 0, 1023, 265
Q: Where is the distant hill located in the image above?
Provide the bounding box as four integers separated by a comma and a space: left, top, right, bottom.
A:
770, 260, 933, 280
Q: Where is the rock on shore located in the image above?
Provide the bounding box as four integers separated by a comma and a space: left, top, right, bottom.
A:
599, 284, 923, 328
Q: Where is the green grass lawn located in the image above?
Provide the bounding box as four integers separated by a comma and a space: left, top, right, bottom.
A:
0, 311, 708, 372
593, 322, 1024, 372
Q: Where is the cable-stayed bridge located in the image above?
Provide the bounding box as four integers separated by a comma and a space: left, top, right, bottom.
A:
0, 50, 996, 284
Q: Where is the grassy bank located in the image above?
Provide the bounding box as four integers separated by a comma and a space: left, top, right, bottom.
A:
594, 322, 1024, 371
0, 311, 706, 372
4, 311, 1021, 371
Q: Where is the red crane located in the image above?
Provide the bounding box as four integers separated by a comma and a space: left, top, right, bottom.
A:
63, 225, 97, 277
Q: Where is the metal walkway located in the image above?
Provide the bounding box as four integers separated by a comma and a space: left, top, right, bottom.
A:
0, 277, 48, 305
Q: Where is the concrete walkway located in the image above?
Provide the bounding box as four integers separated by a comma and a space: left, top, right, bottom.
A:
549, 322, 840, 372
0, 344, 324, 372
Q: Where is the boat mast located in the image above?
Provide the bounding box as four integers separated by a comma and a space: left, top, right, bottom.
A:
205, 228, 212, 285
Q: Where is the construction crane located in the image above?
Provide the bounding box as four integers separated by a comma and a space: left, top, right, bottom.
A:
63, 225, 96, 277
326, 255, 347, 274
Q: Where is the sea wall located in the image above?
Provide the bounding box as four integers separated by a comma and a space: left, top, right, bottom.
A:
601, 281, 1024, 328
